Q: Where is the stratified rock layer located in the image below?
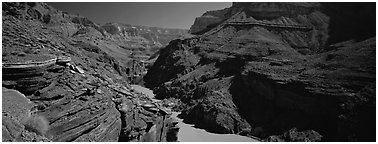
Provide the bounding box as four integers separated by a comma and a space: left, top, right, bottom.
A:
2, 2, 178, 142
145, 2, 375, 142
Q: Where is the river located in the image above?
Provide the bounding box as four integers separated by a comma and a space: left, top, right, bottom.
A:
131, 84, 260, 142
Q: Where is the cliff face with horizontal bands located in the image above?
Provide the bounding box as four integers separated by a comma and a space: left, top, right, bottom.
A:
4, 2, 189, 85
189, 2, 328, 54
2, 2, 178, 142
189, 3, 319, 34
102, 22, 190, 47
145, 2, 375, 142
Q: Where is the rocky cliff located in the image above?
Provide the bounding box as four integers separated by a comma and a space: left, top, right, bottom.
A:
190, 2, 375, 46
190, 2, 328, 54
102, 22, 190, 47
99, 22, 192, 84
2, 2, 178, 142
145, 2, 375, 142
3, 2, 189, 85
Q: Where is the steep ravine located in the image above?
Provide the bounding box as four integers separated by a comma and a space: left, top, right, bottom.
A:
145, 37, 375, 141
51, 2, 378, 142
2, 2, 180, 142
144, 2, 375, 141
131, 85, 260, 142
2, 2, 375, 142
2, 56, 178, 142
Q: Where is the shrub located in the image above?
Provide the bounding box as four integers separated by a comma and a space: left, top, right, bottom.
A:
23, 115, 49, 136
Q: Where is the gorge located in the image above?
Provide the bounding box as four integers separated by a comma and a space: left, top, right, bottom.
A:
144, 2, 376, 142
2, 2, 376, 142
130, 84, 260, 142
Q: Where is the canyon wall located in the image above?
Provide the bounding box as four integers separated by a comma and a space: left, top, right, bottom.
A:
145, 2, 376, 141
2, 2, 178, 142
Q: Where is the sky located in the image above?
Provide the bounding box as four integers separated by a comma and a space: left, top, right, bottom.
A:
48, 2, 231, 29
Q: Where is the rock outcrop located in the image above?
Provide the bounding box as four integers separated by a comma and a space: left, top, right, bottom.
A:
145, 2, 375, 142
3, 87, 33, 141
189, 3, 320, 34
190, 2, 376, 47
189, 15, 224, 34
2, 2, 178, 142
190, 2, 329, 54
3, 2, 190, 86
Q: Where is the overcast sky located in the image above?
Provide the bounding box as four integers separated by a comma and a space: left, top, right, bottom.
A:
48, 2, 231, 29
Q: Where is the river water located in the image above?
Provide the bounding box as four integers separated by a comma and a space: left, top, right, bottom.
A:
131, 85, 260, 142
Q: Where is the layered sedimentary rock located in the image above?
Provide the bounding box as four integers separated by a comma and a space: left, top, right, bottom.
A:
145, 2, 375, 142
2, 57, 69, 95
189, 15, 224, 34
102, 22, 189, 47
3, 2, 189, 86
189, 3, 320, 34
190, 2, 329, 54
2, 2, 178, 142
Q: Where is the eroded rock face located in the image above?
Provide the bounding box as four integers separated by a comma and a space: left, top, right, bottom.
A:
2, 2, 178, 142
189, 3, 321, 35
114, 86, 177, 142
145, 2, 375, 142
3, 2, 189, 86
32, 71, 122, 142
189, 15, 224, 34
190, 2, 376, 46
190, 3, 329, 54
102, 22, 190, 47
181, 89, 251, 134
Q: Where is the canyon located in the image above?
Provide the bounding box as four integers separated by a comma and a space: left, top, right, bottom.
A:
2, 2, 376, 142
131, 84, 260, 142
145, 2, 375, 142
2, 2, 183, 142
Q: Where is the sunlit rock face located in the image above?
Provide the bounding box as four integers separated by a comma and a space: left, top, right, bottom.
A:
189, 2, 329, 53
189, 15, 224, 34
2, 2, 179, 142
189, 3, 320, 34
102, 22, 190, 48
